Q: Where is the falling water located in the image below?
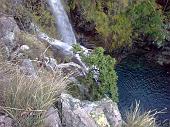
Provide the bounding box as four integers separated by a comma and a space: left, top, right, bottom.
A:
35, 0, 88, 72
48, 0, 76, 45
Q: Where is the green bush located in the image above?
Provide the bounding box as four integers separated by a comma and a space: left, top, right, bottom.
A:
69, 0, 166, 50
110, 14, 132, 49
127, 0, 165, 43
73, 45, 118, 102
69, 0, 132, 51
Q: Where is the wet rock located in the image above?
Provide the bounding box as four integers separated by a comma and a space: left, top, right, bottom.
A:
59, 93, 122, 127
37, 31, 88, 74
157, 46, 170, 66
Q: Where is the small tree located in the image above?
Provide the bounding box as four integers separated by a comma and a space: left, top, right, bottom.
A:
127, 0, 165, 44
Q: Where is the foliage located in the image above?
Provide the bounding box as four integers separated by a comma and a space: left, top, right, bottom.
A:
123, 102, 160, 127
0, 62, 69, 127
110, 14, 132, 49
73, 45, 118, 102
69, 0, 132, 51
68, 0, 167, 50
72, 43, 83, 54
0, 0, 57, 38
127, 0, 165, 43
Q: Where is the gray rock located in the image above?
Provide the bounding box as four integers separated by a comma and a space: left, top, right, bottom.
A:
0, 114, 12, 127
20, 59, 36, 77
43, 57, 58, 71
59, 93, 122, 127
157, 46, 170, 66
45, 107, 62, 127
0, 15, 20, 53
55, 62, 86, 77
97, 98, 122, 127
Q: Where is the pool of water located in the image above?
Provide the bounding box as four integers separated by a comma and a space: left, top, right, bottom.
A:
116, 53, 170, 124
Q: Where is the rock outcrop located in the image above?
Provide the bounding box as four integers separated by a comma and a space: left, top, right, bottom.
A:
0, 13, 20, 59
157, 46, 170, 66
59, 93, 122, 127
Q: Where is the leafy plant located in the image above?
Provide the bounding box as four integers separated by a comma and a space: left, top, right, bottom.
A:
127, 0, 165, 43
110, 14, 132, 49
73, 45, 118, 102
68, 0, 132, 51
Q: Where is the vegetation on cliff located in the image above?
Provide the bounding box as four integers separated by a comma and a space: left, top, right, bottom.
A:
73, 45, 118, 102
0, 61, 69, 127
0, 0, 57, 38
68, 0, 166, 51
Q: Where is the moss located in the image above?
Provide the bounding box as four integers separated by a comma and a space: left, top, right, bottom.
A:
90, 110, 110, 127
0, 0, 12, 14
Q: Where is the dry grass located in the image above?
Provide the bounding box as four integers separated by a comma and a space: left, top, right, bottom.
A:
0, 61, 69, 127
123, 102, 162, 127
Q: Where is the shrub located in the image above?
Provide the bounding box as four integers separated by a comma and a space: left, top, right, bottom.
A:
123, 102, 160, 127
110, 14, 132, 50
73, 45, 118, 102
69, 0, 132, 51
0, 62, 69, 127
127, 0, 165, 44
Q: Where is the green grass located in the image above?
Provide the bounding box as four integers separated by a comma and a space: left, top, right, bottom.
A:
0, 62, 69, 127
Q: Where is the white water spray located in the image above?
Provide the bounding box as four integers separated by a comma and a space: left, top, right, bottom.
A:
48, 0, 76, 45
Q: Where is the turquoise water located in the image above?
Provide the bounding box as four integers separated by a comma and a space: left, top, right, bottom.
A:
116, 53, 170, 125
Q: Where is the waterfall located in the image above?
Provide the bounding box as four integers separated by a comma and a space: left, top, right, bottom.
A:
48, 0, 76, 45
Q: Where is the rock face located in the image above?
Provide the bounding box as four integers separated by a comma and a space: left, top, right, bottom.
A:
45, 107, 62, 127
157, 46, 170, 66
0, 114, 12, 127
20, 59, 37, 77
59, 93, 122, 127
0, 14, 20, 58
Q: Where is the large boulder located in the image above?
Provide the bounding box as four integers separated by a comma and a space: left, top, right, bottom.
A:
0, 14, 20, 57
59, 93, 122, 127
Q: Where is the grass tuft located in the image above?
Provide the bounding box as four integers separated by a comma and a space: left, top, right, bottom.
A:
123, 102, 164, 127
0, 62, 69, 127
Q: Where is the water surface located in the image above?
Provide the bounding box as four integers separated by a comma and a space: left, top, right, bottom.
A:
116, 53, 170, 124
